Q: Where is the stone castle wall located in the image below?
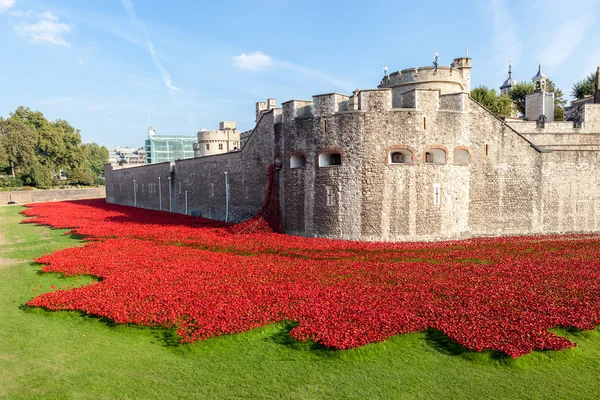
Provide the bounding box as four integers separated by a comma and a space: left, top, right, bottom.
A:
104, 64, 600, 242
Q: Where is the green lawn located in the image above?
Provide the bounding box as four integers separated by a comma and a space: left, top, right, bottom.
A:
1, 205, 599, 399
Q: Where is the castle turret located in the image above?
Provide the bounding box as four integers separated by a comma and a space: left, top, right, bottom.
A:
500, 60, 516, 95
378, 55, 471, 108
525, 64, 554, 122
196, 121, 241, 157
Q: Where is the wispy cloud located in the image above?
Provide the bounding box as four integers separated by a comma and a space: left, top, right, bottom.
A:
232, 51, 356, 92
0, 0, 15, 14
532, 0, 600, 73
233, 51, 273, 71
537, 16, 595, 71
119, 0, 181, 104
14, 11, 72, 46
489, 0, 522, 78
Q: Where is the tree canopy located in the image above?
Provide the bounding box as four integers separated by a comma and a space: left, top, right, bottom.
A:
571, 72, 597, 100
470, 86, 513, 117
0, 107, 109, 188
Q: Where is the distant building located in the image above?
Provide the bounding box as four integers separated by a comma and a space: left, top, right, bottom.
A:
145, 126, 196, 164
109, 146, 146, 168
193, 121, 241, 157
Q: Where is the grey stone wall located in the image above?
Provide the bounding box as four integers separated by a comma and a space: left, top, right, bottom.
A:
105, 112, 276, 222
105, 75, 600, 242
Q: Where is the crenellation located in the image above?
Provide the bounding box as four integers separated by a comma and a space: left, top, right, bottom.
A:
106, 55, 600, 242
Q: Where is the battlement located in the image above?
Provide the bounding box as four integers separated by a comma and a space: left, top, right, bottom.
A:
378, 57, 472, 99
219, 121, 236, 130
277, 88, 468, 123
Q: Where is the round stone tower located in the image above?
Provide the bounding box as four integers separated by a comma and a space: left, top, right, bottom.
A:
377, 57, 472, 108
196, 121, 241, 157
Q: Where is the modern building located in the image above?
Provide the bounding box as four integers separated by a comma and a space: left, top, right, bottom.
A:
109, 146, 146, 168
145, 126, 196, 164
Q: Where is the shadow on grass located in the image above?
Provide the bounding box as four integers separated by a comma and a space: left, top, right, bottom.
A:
20, 303, 185, 348
263, 321, 341, 358
425, 329, 510, 362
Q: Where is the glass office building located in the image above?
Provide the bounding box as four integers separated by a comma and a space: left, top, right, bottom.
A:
144, 127, 197, 164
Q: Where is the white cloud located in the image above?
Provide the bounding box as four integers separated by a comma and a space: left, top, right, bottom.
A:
0, 0, 15, 15
232, 51, 273, 71
538, 16, 595, 72
14, 11, 72, 46
232, 50, 355, 91
78, 58, 84, 65
119, 0, 182, 104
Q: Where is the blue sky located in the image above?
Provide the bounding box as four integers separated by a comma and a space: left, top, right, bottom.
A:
0, 0, 598, 148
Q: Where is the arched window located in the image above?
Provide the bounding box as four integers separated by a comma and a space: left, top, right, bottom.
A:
388, 149, 413, 165
290, 153, 306, 169
454, 148, 470, 165
424, 148, 446, 165
319, 151, 342, 167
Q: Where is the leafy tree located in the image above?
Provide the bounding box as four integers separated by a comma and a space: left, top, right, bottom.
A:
571, 72, 597, 100
508, 82, 534, 117
22, 162, 53, 188
82, 143, 109, 177
0, 118, 38, 178
68, 168, 95, 186
470, 86, 512, 117
546, 79, 566, 121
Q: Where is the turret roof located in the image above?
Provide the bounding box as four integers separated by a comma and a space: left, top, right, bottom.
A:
532, 64, 547, 81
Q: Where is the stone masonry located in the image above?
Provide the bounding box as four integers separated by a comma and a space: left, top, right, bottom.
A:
105, 57, 600, 241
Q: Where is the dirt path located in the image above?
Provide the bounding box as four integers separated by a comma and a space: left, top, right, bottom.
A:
0, 258, 22, 269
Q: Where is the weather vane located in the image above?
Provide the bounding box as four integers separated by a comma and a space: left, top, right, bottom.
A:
383, 65, 388, 76
433, 50, 439, 72
509, 59, 512, 74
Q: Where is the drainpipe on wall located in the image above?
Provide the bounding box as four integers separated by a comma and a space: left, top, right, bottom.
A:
133, 180, 137, 207
168, 176, 172, 212
158, 177, 162, 211
185, 190, 188, 215
224, 171, 229, 223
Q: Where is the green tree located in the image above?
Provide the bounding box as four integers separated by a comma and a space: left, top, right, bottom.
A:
546, 79, 566, 121
81, 143, 109, 177
68, 168, 95, 186
0, 118, 38, 178
508, 82, 534, 117
571, 72, 597, 100
470, 86, 512, 117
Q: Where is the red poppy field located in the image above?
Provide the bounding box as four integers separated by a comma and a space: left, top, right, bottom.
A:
22, 199, 600, 358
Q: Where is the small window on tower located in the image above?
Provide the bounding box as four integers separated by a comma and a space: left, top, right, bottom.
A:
206, 144, 210, 150
219, 143, 223, 150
